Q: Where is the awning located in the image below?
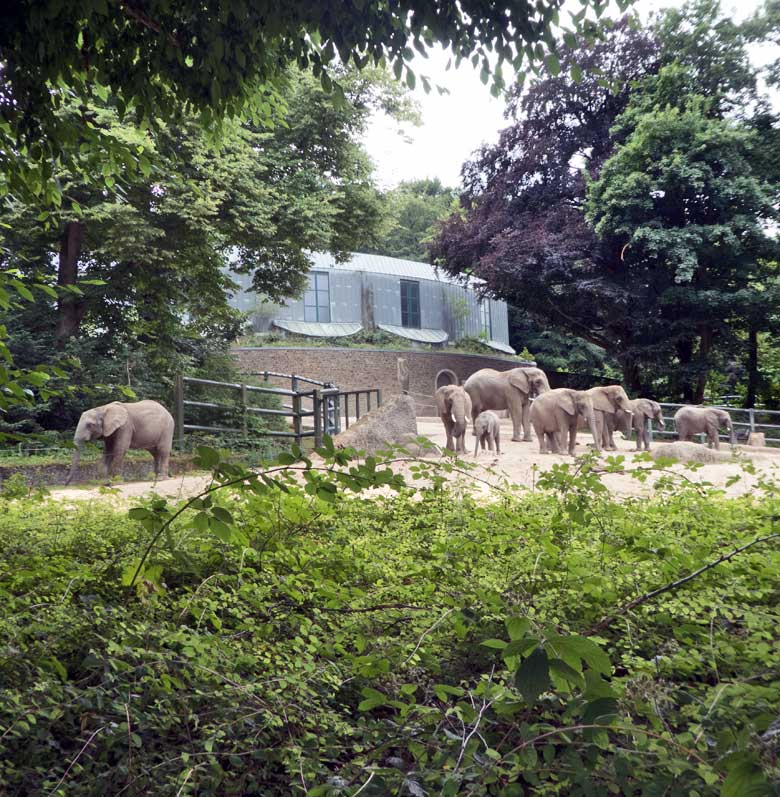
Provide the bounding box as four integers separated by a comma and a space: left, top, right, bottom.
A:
485, 339, 516, 355
272, 320, 362, 338
378, 324, 448, 344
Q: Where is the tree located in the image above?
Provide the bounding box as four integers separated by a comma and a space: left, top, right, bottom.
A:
370, 179, 457, 262
0, 0, 604, 209
587, 67, 778, 401
0, 68, 397, 430
432, 2, 780, 401
431, 18, 660, 389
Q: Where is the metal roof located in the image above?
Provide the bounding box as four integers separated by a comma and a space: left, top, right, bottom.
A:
273, 320, 363, 338
486, 339, 517, 355
309, 251, 469, 285
378, 324, 449, 344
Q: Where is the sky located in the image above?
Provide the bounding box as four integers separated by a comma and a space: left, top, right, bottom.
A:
364, 0, 771, 190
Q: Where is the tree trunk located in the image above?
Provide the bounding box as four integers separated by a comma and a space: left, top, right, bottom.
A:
620, 357, 645, 397
55, 220, 85, 347
693, 327, 712, 404
676, 339, 695, 402
746, 327, 759, 408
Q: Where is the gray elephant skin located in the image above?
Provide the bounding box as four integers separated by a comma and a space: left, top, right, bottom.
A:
674, 406, 735, 449
605, 398, 665, 451
66, 400, 175, 484
464, 367, 550, 443
435, 384, 472, 454
530, 388, 601, 455
473, 410, 501, 457
584, 385, 634, 449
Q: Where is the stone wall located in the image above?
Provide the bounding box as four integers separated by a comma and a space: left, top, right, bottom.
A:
232, 346, 530, 416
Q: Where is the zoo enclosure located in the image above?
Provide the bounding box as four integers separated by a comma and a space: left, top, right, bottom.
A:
653, 403, 780, 446
173, 373, 383, 449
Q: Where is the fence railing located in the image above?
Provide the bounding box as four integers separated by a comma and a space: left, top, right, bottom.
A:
653, 403, 780, 446
334, 389, 383, 429
173, 374, 341, 449
173, 375, 385, 449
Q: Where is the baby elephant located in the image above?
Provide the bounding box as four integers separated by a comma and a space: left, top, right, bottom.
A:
474, 411, 501, 457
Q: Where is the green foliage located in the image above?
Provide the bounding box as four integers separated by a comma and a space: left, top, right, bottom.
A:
1, 446, 779, 794
0, 0, 597, 207
370, 179, 459, 262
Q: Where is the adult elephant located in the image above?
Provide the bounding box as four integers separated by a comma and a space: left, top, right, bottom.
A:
66, 400, 175, 484
605, 398, 665, 451
435, 384, 472, 454
464, 367, 550, 443
674, 406, 735, 450
584, 385, 634, 450
530, 388, 601, 455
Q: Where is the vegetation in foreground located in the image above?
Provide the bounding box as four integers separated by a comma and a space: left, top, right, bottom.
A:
0, 447, 778, 795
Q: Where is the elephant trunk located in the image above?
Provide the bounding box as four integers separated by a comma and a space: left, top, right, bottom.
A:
451, 393, 467, 439
586, 409, 601, 453
728, 421, 736, 445
65, 441, 83, 485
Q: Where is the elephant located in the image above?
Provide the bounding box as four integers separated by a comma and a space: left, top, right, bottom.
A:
464, 366, 550, 443
474, 410, 501, 457
674, 406, 735, 450
529, 388, 601, 455
435, 384, 472, 454
66, 400, 175, 484
584, 385, 634, 450
604, 398, 665, 451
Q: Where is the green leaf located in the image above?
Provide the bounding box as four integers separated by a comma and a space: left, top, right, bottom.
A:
506, 616, 531, 640
515, 647, 550, 705
722, 757, 770, 797
194, 446, 220, 468
581, 697, 618, 725
480, 638, 507, 649
358, 687, 387, 712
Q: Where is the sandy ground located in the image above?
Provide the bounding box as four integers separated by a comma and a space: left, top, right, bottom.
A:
47, 417, 780, 505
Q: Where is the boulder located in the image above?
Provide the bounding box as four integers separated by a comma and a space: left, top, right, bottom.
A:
649, 441, 737, 464
333, 394, 420, 455
748, 432, 766, 447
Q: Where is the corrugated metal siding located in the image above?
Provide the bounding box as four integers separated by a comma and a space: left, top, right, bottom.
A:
226, 253, 513, 346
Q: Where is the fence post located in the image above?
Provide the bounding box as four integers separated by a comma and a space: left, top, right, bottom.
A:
749, 408, 756, 433
355, 391, 360, 421
291, 376, 302, 448
377, 389, 383, 407
174, 375, 185, 449
240, 383, 248, 438
313, 389, 322, 449
366, 390, 372, 413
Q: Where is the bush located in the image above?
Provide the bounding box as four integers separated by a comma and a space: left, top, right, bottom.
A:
0, 451, 778, 795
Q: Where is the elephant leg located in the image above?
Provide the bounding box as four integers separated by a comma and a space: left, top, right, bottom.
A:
707, 424, 720, 449
154, 447, 171, 480
521, 400, 533, 442
494, 429, 501, 455
441, 414, 455, 452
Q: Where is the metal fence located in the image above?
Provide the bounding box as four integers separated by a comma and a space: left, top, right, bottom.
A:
653, 403, 780, 446
173, 373, 385, 449
173, 374, 341, 449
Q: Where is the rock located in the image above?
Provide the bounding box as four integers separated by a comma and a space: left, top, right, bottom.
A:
649, 441, 737, 464
333, 394, 419, 455
748, 432, 766, 447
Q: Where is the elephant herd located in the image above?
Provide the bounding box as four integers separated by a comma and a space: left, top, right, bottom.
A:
435, 366, 736, 457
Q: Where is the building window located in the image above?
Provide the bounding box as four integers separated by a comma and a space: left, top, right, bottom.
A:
304, 271, 330, 322
400, 279, 421, 328
479, 300, 492, 339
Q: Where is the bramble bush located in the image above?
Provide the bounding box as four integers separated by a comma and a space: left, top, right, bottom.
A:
0, 444, 778, 795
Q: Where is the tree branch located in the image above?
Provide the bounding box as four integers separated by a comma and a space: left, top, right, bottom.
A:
589, 532, 780, 634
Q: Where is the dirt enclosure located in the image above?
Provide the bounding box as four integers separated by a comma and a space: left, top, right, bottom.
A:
46, 417, 780, 504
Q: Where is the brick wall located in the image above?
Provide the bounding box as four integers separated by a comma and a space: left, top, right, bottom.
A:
232, 346, 531, 416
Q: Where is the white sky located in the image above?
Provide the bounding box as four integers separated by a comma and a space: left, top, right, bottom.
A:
364, 0, 771, 189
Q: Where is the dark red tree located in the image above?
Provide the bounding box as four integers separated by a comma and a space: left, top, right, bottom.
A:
431, 19, 661, 392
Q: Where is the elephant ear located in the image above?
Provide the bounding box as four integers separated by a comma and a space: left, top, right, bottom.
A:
558, 391, 577, 416
507, 369, 530, 393
589, 388, 615, 413
103, 403, 129, 437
